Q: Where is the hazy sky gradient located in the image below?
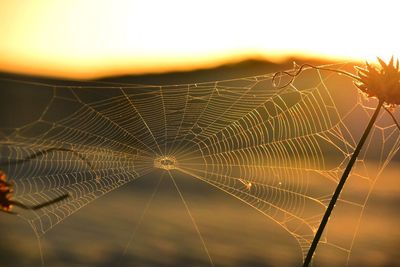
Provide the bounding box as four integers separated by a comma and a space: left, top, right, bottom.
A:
0, 0, 398, 78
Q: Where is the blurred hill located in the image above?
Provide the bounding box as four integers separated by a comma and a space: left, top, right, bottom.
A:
0, 57, 331, 86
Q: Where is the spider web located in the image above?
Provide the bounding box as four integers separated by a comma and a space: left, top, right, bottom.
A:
0, 63, 399, 265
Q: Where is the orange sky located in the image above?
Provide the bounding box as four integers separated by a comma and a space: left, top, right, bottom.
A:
0, 0, 398, 79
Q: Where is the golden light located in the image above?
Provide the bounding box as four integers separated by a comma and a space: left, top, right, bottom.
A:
0, 0, 398, 78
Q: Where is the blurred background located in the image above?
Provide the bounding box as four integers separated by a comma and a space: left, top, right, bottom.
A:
0, 0, 398, 79
0, 1, 399, 267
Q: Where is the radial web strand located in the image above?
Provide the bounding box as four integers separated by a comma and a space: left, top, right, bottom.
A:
0, 63, 399, 265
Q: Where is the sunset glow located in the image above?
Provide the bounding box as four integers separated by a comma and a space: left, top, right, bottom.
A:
0, 0, 398, 78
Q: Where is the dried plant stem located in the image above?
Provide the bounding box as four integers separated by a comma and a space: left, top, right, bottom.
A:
303, 100, 384, 267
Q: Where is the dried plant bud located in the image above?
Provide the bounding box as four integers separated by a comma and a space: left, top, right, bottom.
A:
354, 57, 400, 106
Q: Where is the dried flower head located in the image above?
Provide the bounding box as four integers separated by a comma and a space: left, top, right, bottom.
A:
0, 170, 13, 212
355, 57, 400, 106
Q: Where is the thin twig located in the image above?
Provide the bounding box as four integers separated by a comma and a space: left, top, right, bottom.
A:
273, 63, 359, 89
303, 100, 384, 266
383, 107, 400, 131
1, 147, 96, 173
10, 194, 69, 210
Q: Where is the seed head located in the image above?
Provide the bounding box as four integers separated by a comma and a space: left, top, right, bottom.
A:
355, 57, 400, 106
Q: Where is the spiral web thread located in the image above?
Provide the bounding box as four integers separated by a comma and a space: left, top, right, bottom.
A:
0, 63, 399, 264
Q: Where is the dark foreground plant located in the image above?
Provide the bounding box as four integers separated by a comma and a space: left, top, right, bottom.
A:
274, 57, 400, 266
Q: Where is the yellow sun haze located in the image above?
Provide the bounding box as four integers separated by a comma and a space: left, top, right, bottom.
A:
0, 0, 398, 78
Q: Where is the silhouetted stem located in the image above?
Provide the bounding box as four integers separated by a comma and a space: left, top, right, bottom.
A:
1, 147, 96, 174
303, 100, 383, 267
10, 193, 69, 210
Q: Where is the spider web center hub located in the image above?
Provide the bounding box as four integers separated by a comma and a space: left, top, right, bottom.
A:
154, 156, 177, 170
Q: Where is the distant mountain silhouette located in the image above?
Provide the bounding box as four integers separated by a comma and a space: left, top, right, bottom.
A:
99, 57, 332, 85
0, 57, 330, 86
